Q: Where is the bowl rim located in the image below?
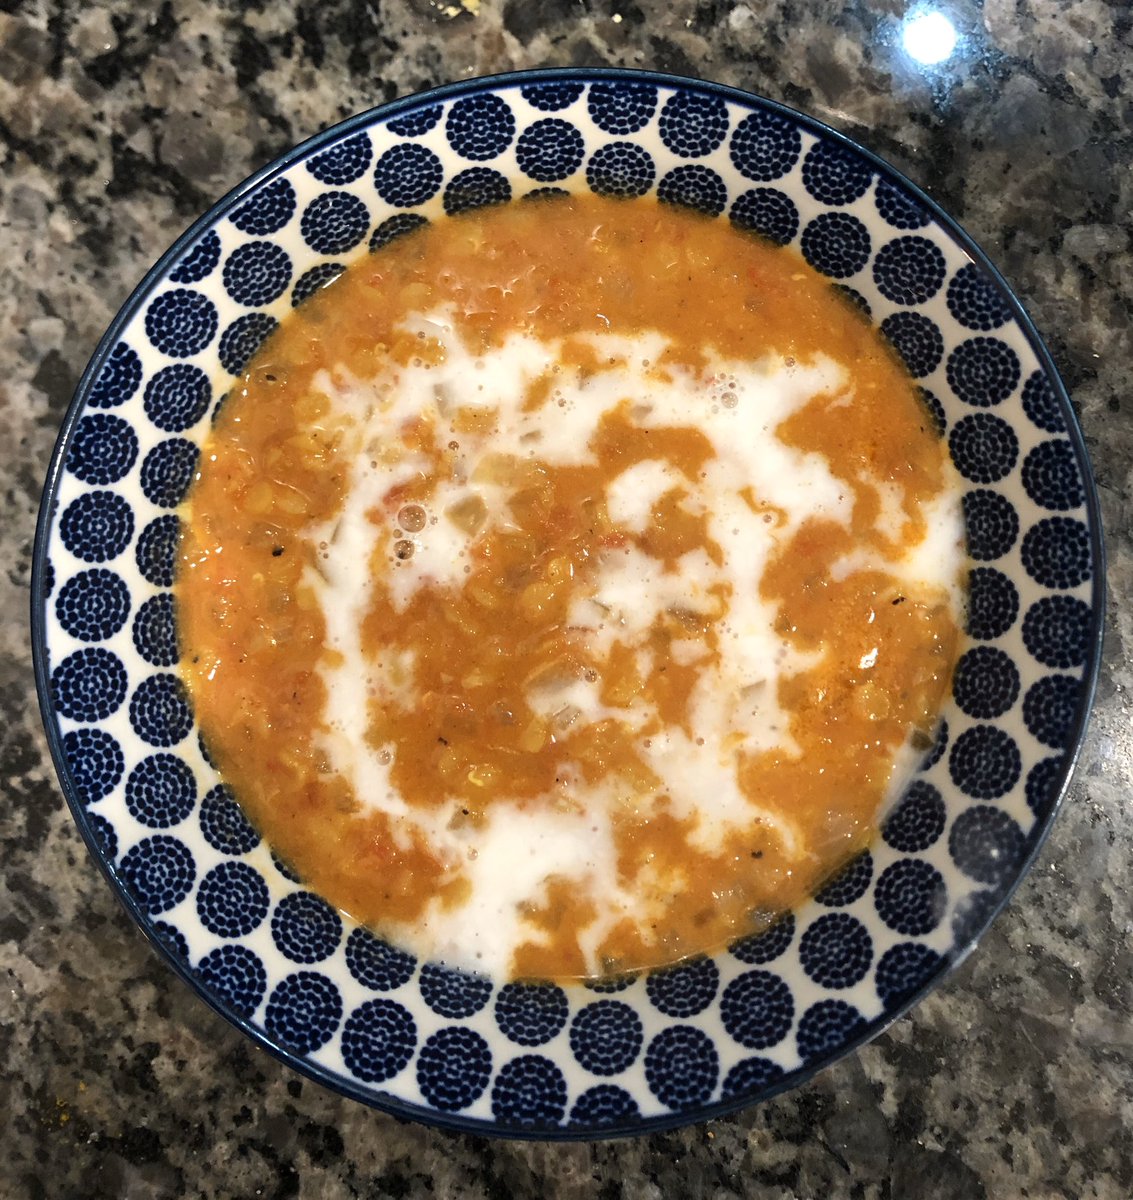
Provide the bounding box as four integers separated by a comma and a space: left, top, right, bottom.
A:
31, 64, 1107, 1139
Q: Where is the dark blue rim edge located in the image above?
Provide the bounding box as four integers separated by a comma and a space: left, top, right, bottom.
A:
29, 65, 1106, 1142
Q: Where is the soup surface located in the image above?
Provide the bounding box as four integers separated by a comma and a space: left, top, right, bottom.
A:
178, 194, 963, 981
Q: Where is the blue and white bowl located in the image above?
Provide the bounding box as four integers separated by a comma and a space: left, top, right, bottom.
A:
32, 68, 1104, 1137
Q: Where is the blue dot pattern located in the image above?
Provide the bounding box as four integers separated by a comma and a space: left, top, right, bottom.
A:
952, 646, 1020, 719
1022, 370, 1065, 432
292, 262, 346, 307
300, 191, 371, 255
796, 999, 865, 1061
264, 971, 342, 1054
371, 213, 429, 252
132, 593, 178, 667
446, 94, 516, 161
231, 177, 296, 235
644, 1026, 719, 1111
170, 230, 222, 284
152, 920, 189, 961
271, 890, 343, 964
730, 913, 795, 964
140, 439, 198, 509
345, 927, 416, 992
198, 783, 260, 855
1024, 674, 1080, 748
722, 1056, 785, 1098
525, 185, 569, 201
67, 414, 138, 485
125, 753, 196, 828
584, 972, 638, 994
196, 860, 270, 938
135, 515, 179, 586
729, 110, 801, 181
645, 956, 719, 1017
730, 188, 799, 246
307, 132, 373, 185
60, 491, 134, 563
419, 963, 493, 1018
836, 284, 871, 317
874, 177, 929, 228
197, 731, 216, 769
570, 1084, 640, 1127
1026, 755, 1065, 815
219, 313, 278, 376
965, 567, 1019, 640
374, 144, 444, 208
872, 236, 946, 305
585, 142, 656, 199
444, 167, 512, 215
272, 852, 303, 884
720, 970, 794, 1049
801, 140, 873, 205
56, 569, 131, 642
87, 812, 118, 860
949, 724, 1021, 799
919, 717, 949, 771
814, 851, 873, 906
949, 806, 1025, 885
52, 647, 128, 722
951, 886, 1000, 944
144, 289, 217, 358
494, 983, 569, 1046
1022, 440, 1083, 511
522, 82, 584, 112
947, 337, 1021, 408
588, 82, 656, 135
874, 859, 946, 935
882, 781, 946, 852
341, 998, 417, 1083
223, 242, 292, 307
800, 212, 871, 279
918, 386, 946, 435
799, 913, 873, 988
89, 342, 142, 409
963, 489, 1019, 561
658, 92, 729, 158
569, 1001, 643, 1075
875, 942, 942, 1008
62, 727, 123, 804
387, 105, 442, 137
1021, 517, 1091, 589
129, 672, 193, 747
947, 263, 1012, 330
516, 118, 584, 182
1023, 595, 1090, 669
143, 364, 212, 434
491, 1054, 568, 1128
657, 165, 728, 216
119, 835, 195, 915
880, 311, 944, 378
416, 1026, 492, 1111
197, 944, 267, 1018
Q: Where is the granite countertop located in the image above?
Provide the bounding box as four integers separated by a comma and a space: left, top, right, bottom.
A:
2, 1, 1130, 1196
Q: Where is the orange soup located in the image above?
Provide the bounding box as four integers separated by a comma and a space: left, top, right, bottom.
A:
177, 195, 963, 981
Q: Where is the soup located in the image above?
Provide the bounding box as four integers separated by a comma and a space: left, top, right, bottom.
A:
177, 194, 963, 981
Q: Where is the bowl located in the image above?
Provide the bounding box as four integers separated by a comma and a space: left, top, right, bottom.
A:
32, 68, 1104, 1138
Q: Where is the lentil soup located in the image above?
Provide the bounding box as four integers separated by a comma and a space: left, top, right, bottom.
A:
177, 195, 963, 981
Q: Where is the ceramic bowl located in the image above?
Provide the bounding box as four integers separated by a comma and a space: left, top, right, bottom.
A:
32, 68, 1104, 1138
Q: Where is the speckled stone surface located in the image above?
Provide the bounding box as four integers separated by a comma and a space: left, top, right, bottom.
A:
2, 1, 1131, 1196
